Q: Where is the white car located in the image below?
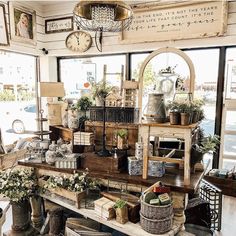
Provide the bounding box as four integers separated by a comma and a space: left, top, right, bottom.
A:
1, 103, 37, 134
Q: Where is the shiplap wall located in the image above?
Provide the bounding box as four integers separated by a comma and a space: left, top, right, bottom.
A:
42, 1, 236, 56
1, 1, 236, 56
0, 1, 45, 55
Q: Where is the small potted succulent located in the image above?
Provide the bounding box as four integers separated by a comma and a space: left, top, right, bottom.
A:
113, 199, 128, 224
116, 129, 128, 149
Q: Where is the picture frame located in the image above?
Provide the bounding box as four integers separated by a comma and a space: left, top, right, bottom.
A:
45, 16, 73, 34
9, 2, 36, 45
0, 4, 9, 46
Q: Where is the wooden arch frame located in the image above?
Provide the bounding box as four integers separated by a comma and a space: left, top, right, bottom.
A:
138, 47, 196, 122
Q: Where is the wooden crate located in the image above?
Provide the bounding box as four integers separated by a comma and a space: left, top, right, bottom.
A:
85, 121, 138, 155
38, 179, 86, 208
204, 174, 236, 197
81, 152, 127, 173
0, 148, 27, 170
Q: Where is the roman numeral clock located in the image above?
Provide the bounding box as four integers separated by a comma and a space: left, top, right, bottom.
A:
65, 30, 92, 52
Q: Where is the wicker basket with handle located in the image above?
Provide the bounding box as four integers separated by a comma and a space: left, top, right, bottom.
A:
140, 181, 173, 234
140, 213, 173, 234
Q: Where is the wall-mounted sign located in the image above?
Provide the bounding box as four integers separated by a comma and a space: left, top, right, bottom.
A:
45, 16, 73, 34
120, 1, 228, 43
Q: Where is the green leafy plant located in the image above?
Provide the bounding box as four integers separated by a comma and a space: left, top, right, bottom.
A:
91, 80, 113, 99
113, 199, 127, 209
191, 99, 205, 112
117, 129, 128, 139
166, 101, 181, 112
0, 168, 38, 202
77, 96, 92, 111
198, 134, 221, 154
179, 102, 191, 113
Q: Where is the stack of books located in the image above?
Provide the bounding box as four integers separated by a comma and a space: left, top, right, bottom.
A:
94, 197, 115, 220
74, 132, 94, 146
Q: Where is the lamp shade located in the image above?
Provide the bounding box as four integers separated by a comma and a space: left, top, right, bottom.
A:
39, 82, 65, 97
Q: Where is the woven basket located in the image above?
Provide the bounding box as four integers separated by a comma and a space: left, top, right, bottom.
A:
140, 213, 173, 234
140, 196, 173, 219
0, 148, 26, 170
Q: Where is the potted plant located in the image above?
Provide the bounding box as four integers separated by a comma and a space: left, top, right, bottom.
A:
91, 81, 113, 106
191, 128, 220, 168
117, 129, 128, 149
113, 199, 128, 224
191, 99, 204, 123
0, 168, 38, 233
179, 102, 191, 125
167, 101, 181, 125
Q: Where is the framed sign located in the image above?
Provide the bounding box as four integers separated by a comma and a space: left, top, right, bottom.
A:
9, 2, 36, 45
121, 1, 228, 43
45, 16, 73, 34
0, 4, 9, 46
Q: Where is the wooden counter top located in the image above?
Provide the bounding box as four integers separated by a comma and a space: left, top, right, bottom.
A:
18, 160, 205, 194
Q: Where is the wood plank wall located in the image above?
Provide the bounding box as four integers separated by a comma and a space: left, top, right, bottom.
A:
0, 1, 236, 56
43, 1, 236, 56
0, 1, 44, 55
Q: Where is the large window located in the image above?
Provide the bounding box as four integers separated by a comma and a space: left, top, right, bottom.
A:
0, 51, 37, 144
131, 49, 219, 135
59, 55, 126, 100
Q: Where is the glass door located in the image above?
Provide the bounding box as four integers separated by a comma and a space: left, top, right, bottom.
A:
220, 57, 236, 169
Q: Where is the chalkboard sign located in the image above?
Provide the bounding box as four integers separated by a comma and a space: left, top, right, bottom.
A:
120, 1, 228, 43
45, 16, 73, 34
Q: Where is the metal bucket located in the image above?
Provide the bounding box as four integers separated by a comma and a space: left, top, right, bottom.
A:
144, 93, 166, 123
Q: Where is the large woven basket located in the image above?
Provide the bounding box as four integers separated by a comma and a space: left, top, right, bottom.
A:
140, 213, 173, 234
140, 196, 173, 219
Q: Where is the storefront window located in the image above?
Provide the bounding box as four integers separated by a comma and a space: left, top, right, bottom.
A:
59, 55, 126, 100
0, 51, 37, 144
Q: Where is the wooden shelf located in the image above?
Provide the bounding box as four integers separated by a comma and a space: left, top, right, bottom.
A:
41, 192, 181, 236
149, 156, 184, 164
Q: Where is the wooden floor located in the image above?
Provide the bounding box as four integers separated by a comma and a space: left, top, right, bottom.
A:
2, 195, 236, 235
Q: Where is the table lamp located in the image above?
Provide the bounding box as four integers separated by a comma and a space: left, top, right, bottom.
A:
36, 82, 65, 141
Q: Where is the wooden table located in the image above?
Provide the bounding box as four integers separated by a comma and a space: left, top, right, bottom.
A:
139, 122, 199, 186
17, 160, 207, 236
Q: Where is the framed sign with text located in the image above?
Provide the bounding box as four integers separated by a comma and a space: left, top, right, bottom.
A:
45, 16, 73, 34
120, 1, 228, 43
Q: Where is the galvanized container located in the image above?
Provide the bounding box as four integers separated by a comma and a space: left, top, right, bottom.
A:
144, 93, 166, 123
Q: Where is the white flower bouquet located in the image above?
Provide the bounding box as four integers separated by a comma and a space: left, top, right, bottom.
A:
0, 168, 37, 202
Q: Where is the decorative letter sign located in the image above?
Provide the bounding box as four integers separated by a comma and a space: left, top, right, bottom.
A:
120, 1, 228, 43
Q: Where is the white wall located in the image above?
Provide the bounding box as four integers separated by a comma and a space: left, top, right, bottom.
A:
0, 1, 45, 56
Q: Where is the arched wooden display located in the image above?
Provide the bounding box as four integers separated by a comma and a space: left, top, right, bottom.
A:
138, 47, 196, 121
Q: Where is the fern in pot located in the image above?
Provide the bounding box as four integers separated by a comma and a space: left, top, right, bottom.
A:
191, 128, 220, 168
167, 101, 181, 125
91, 81, 113, 106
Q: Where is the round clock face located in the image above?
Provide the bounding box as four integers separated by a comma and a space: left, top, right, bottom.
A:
65, 31, 92, 52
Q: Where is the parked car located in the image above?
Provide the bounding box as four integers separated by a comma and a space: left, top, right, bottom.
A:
4, 103, 37, 134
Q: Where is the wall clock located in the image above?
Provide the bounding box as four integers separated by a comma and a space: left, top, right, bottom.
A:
65, 30, 92, 52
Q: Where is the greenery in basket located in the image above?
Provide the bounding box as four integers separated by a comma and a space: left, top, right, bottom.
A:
113, 199, 127, 209
91, 80, 114, 99
0, 168, 38, 202
116, 129, 128, 139
158, 65, 177, 75
76, 96, 92, 111
44, 171, 98, 193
